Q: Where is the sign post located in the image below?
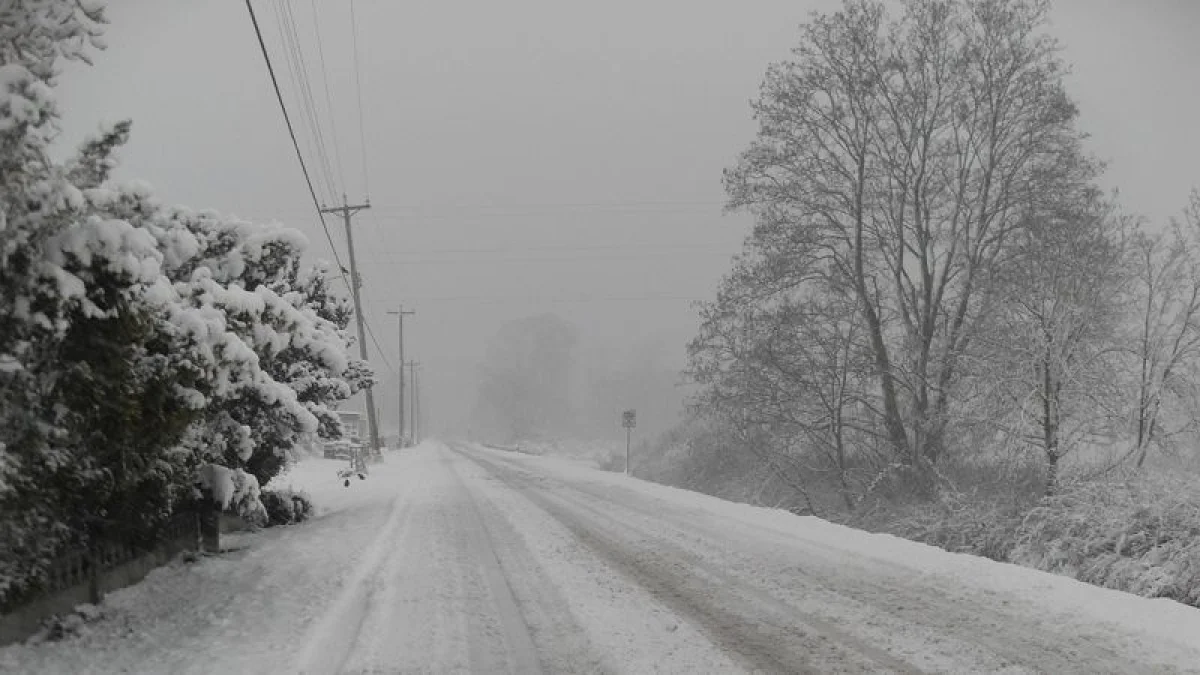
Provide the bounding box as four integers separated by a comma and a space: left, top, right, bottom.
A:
622, 409, 636, 476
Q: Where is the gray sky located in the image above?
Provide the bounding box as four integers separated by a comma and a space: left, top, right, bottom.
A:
55, 0, 1200, 437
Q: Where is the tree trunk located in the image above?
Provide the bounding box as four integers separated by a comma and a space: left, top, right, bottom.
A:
1043, 357, 1060, 496
1045, 452, 1059, 497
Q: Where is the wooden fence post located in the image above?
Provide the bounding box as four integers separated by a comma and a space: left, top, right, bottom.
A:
87, 548, 102, 605
196, 489, 221, 554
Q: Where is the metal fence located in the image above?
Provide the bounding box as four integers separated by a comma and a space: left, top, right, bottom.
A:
1, 509, 201, 644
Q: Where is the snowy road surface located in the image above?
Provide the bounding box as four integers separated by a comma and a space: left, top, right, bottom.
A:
4, 441, 1200, 674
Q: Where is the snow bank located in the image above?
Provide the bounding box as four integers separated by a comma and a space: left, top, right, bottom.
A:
505, 438, 625, 469
476, 444, 1200, 655
0, 451, 418, 674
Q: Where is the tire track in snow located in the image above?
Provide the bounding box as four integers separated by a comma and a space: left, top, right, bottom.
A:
441, 452, 545, 674
466, 446, 1177, 674
542, 469, 1156, 674
542, 491, 919, 673
294, 487, 414, 675
448, 441, 733, 674
456, 447, 918, 674
449, 459, 611, 674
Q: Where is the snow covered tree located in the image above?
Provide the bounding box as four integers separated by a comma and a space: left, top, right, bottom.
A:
1123, 192, 1200, 468
165, 213, 371, 487
689, 243, 878, 511
720, 0, 1099, 489
0, 0, 368, 604
0, 0, 209, 603
975, 192, 1130, 493
94, 199, 375, 494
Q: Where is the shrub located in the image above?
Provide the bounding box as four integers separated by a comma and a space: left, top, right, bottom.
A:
29, 604, 105, 644
875, 490, 1029, 562
260, 489, 314, 527
1010, 473, 1200, 606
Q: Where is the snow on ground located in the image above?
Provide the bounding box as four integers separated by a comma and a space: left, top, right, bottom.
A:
0, 452, 408, 675
471, 443, 1200, 672
4, 440, 1200, 674
505, 438, 623, 469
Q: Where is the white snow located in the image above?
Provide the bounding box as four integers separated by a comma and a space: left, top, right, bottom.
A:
0, 455, 404, 674
0, 64, 47, 130
478, 444, 1200, 670
195, 463, 263, 520
3, 441, 1198, 674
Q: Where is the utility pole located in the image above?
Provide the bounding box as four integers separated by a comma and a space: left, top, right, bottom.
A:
387, 307, 415, 447
320, 195, 382, 460
406, 360, 420, 444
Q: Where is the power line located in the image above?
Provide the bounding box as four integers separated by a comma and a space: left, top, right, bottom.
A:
369, 252, 735, 265
248, 0, 395, 399
265, 211, 731, 230
349, 267, 397, 376
364, 313, 396, 375
309, 0, 348, 194
364, 242, 738, 256
377, 204, 721, 214
244, 0, 348, 280
269, 0, 326, 203
260, 200, 729, 220
339, 207, 723, 221
349, 0, 370, 198
280, 0, 336, 199
375, 199, 725, 209
356, 197, 391, 284
395, 294, 704, 303
276, 0, 341, 201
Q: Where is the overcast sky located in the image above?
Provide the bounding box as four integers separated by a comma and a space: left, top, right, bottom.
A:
54, 0, 1200, 437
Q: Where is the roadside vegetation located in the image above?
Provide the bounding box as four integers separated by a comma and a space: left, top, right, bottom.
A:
0, 2, 368, 608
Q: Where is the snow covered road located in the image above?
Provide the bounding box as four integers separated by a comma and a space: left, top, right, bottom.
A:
4, 440, 1200, 674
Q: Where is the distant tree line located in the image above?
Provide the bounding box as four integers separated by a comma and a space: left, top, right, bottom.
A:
470, 313, 684, 444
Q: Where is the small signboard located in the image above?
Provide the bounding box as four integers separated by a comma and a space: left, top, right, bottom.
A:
622, 409, 636, 429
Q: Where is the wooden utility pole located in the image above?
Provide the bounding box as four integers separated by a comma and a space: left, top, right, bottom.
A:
387, 307, 415, 447
320, 196, 382, 460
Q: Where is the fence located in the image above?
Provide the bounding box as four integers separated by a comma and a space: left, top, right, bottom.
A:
0, 510, 201, 646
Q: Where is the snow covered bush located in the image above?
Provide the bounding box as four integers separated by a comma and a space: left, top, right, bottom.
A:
877, 491, 1029, 562
196, 464, 267, 526
150, 207, 373, 489
1010, 472, 1200, 607
260, 488, 314, 527
28, 603, 105, 645
873, 468, 1200, 606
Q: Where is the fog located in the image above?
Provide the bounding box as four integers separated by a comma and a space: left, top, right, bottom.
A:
54, 0, 1200, 440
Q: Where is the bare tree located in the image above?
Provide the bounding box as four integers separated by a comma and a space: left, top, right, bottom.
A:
722, 0, 1096, 482
690, 282, 876, 511
1125, 191, 1200, 467
978, 195, 1130, 494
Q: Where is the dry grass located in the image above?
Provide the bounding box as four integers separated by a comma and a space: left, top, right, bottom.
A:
1010, 470, 1200, 606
